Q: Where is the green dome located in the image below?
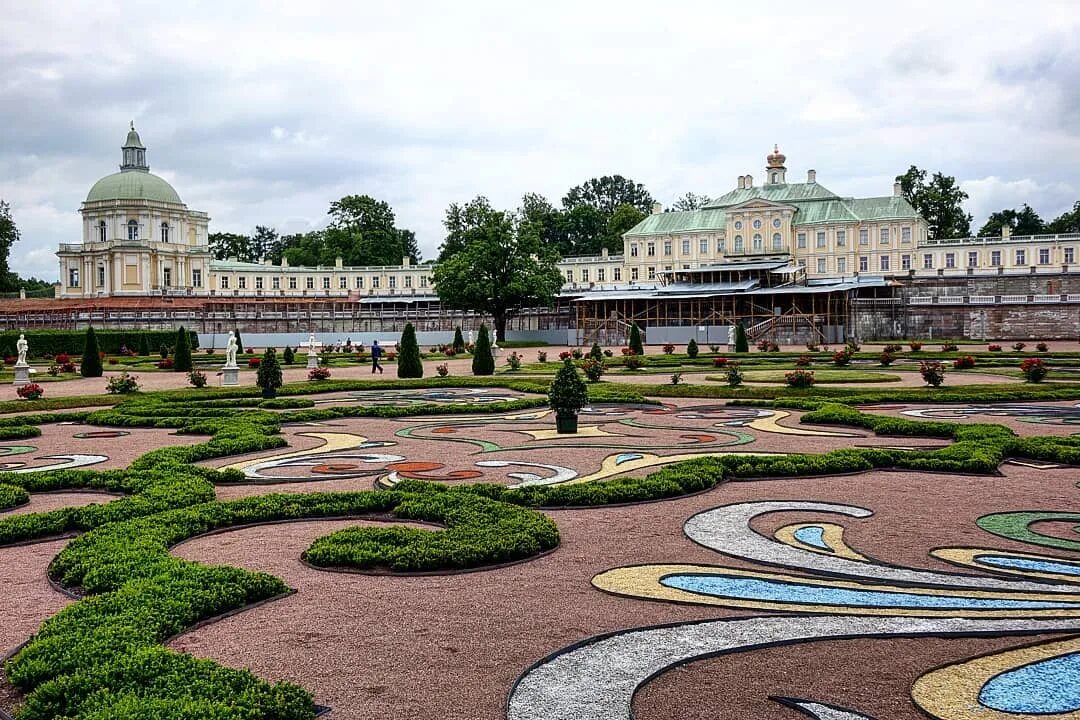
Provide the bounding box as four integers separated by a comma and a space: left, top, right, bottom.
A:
86, 171, 182, 205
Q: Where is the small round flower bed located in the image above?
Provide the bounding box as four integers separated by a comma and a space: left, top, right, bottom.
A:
308, 366, 332, 381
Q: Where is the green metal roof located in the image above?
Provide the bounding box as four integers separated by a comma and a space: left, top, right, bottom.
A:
85, 171, 182, 204
624, 208, 727, 237
789, 199, 861, 225
845, 196, 920, 221
704, 182, 840, 208
123, 128, 145, 149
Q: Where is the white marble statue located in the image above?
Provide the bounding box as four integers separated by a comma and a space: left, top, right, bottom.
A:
307, 333, 318, 355
15, 334, 28, 366
225, 331, 238, 368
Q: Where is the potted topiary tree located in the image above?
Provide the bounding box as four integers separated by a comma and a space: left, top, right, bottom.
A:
256, 347, 283, 398
549, 358, 588, 434
397, 322, 424, 378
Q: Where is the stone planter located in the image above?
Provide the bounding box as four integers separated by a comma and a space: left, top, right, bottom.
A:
555, 412, 578, 434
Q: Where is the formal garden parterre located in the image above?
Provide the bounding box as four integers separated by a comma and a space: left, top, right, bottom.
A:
3, 349, 1080, 719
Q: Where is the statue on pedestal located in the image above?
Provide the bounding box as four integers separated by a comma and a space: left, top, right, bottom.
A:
307, 333, 318, 356
224, 331, 239, 368
16, 334, 28, 366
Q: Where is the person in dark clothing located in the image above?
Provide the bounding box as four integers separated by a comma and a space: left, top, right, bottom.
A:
371, 340, 384, 374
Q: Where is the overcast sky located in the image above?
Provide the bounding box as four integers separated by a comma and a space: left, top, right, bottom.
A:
3, 1, 1078, 280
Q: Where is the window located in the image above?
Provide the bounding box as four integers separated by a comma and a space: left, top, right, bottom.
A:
238, 276, 246, 290
127, 220, 139, 241
681, 264, 690, 270
97, 266, 106, 287
322, 277, 331, 289
879, 255, 890, 271
613, 267, 621, 282
220, 276, 230, 289
581, 269, 589, 283
734, 235, 744, 252
991, 250, 1002, 266
597, 268, 605, 282
797, 232, 806, 249
647, 266, 655, 280
647, 243, 655, 257
901, 254, 911, 270
630, 244, 639, 257
404, 275, 412, 288
772, 218, 782, 228
944, 253, 955, 269
339, 276, 348, 289
372, 276, 380, 288
255, 277, 263, 290
859, 229, 869, 246
161, 267, 171, 287
1039, 248, 1051, 265
836, 230, 846, 247
306, 277, 314, 289
420, 275, 428, 288
1016, 249, 1027, 265
753, 234, 762, 251
663, 241, 672, 256
355, 276, 363, 288
902, 226, 912, 243
816, 231, 826, 248
734, 221, 742, 230
837, 257, 847, 273
388, 276, 396, 289
192, 269, 202, 288
272, 276, 280, 289
1066, 248, 1075, 264
98, 221, 106, 242
717, 238, 725, 252
923, 254, 934, 269
817, 258, 827, 273
699, 239, 708, 254
772, 233, 782, 250
630, 267, 639, 281
753, 219, 762, 229
161, 222, 169, 243
880, 227, 890, 244
681, 239, 690, 255
69, 268, 79, 287
566, 270, 573, 282
859, 256, 868, 272
771, 172, 778, 183
968, 251, 978, 268
289, 277, 297, 290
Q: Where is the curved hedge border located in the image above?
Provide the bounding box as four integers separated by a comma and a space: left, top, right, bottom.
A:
0, 483, 29, 511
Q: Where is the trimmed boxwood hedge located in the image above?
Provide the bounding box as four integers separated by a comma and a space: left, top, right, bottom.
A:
0, 329, 198, 358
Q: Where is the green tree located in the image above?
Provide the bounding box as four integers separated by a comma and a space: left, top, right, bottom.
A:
251, 225, 278, 262
452, 327, 465, 353
282, 345, 295, 364
628, 323, 644, 355
138, 333, 151, 356
735, 323, 749, 353
558, 204, 607, 255
397, 323, 424, 378
672, 192, 711, 211
208, 232, 253, 262
0, 200, 21, 292
173, 326, 193, 372
439, 196, 497, 261
471, 324, 495, 375
81, 326, 103, 377
563, 175, 654, 217
896, 166, 972, 239
604, 204, 646, 253
256, 348, 283, 396
518, 193, 569, 255
686, 338, 698, 358
589, 342, 603, 361
548, 358, 588, 416
233, 328, 244, 354
433, 197, 564, 341
1047, 201, 1080, 234
978, 204, 1045, 237
327, 195, 416, 266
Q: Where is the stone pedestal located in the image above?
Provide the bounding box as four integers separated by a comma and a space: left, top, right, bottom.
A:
306, 354, 319, 369
13, 364, 30, 386
222, 367, 239, 386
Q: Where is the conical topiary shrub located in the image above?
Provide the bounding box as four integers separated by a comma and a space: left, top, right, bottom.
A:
138, 333, 151, 356
589, 342, 603, 361
472, 324, 495, 375
549, 358, 589, 434
452, 327, 466, 354
735, 323, 749, 353
628, 323, 644, 355
397, 322, 424, 378
256, 347, 283, 398
173, 326, 193, 372
686, 338, 698, 358
80, 326, 103, 377
283, 346, 295, 365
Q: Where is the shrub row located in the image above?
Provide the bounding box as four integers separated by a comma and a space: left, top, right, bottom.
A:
0, 329, 199, 358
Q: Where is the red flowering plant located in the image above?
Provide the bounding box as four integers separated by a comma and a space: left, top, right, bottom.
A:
919, 361, 946, 387
953, 355, 976, 369
1020, 357, 1048, 383
662, 343, 675, 355
795, 355, 813, 367
784, 369, 815, 388
620, 347, 633, 356
712, 357, 728, 367
988, 344, 1002, 351
559, 351, 572, 361
157, 358, 175, 369
832, 349, 853, 366
308, 366, 332, 380
247, 357, 261, 368
17, 383, 44, 400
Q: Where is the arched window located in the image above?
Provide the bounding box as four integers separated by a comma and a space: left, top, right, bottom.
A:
771, 172, 778, 183
772, 233, 783, 250
753, 233, 763, 250
161, 222, 169, 243
98, 221, 106, 242
734, 235, 744, 252
127, 220, 139, 241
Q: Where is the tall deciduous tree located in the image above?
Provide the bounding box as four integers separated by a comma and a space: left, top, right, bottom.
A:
895, 166, 972, 240
977, 204, 1045, 238
0, 200, 21, 292
605, 204, 647, 252
563, 175, 655, 217
434, 196, 564, 342
1047, 201, 1080, 234
671, 192, 711, 211
519, 193, 570, 255
208, 232, 253, 262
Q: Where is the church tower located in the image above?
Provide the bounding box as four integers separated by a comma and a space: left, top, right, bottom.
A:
120, 121, 149, 172
765, 144, 786, 185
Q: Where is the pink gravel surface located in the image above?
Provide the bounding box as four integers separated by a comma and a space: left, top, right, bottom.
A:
0, 538, 73, 659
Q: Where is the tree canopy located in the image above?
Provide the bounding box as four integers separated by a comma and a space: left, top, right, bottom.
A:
671, 192, 711, 211
1047, 201, 1080, 234
977, 204, 1045, 238
433, 196, 564, 341
0, 200, 22, 292
562, 175, 654, 217
896, 166, 972, 240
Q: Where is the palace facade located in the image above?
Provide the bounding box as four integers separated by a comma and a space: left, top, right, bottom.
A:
57, 132, 1080, 303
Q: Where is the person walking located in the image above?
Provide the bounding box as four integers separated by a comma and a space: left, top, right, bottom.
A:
371, 340, 384, 374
